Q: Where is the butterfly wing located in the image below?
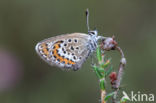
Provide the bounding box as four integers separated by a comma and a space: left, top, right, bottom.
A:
35, 33, 93, 71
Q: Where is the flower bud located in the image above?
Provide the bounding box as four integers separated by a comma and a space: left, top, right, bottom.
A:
101, 36, 117, 51
109, 72, 117, 85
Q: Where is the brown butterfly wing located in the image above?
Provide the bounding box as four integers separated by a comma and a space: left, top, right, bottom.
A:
35, 33, 92, 70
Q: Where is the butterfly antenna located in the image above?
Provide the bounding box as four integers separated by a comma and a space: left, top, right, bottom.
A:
86, 8, 90, 32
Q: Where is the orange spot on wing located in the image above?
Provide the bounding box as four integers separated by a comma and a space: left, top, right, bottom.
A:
52, 41, 76, 65
41, 43, 49, 56
63, 58, 68, 64
69, 60, 76, 64
43, 48, 49, 55
55, 45, 59, 49
53, 50, 57, 56
71, 61, 76, 64
59, 57, 64, 62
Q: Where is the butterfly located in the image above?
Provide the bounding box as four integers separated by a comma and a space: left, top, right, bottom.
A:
35, 9, 104, 71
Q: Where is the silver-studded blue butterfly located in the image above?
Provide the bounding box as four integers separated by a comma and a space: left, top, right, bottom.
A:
35, 9, 104, 71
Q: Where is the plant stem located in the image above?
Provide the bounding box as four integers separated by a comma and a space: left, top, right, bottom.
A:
112, 46, 126, 103
100, 53, 107, 103
101, 89, 106, 103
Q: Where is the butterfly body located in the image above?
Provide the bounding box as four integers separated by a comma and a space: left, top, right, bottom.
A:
35, 32, 100, 70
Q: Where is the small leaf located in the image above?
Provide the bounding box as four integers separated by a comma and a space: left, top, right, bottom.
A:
96, 45, 102, 62
100, 79, 105, 90
93, 65, 103, 79
97, 68, 105, 73
101, 59, 111, 68
104, 92, 115, 101
105, 66, 113, 77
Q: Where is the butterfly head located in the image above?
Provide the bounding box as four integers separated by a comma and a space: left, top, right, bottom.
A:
88, 30, 98, 36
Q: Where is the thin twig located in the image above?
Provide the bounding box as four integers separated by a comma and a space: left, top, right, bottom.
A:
112, 46, 126, 103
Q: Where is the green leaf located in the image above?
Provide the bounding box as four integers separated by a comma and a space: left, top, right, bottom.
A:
97, 68, 105, 73
100, 79, 105, 90
105, 66, 113, 77
93, 65, 103, 79
104, 92, 115, 101
100, 59, 110, 68
96, 45, 102, 62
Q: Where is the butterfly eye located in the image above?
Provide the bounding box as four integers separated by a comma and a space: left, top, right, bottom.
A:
89, 31, 95, 36
89, 30, 98, 36
91, 32, 95, 34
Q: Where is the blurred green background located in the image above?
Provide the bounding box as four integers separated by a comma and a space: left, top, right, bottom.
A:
0, 0, 156, 103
